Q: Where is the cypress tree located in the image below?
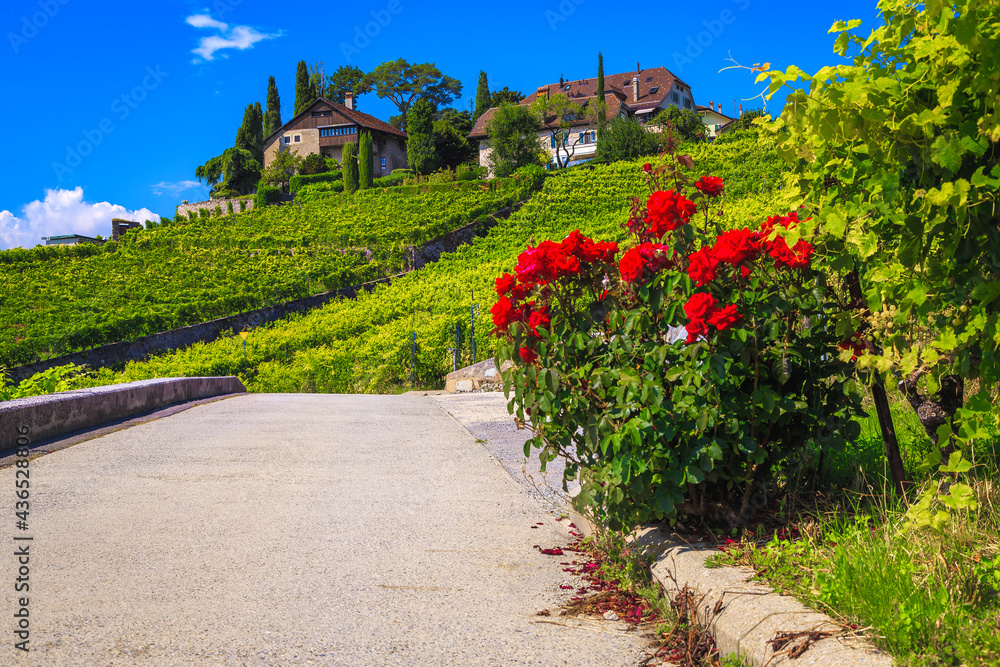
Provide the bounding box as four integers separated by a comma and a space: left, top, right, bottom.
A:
407, 98, 437, 175
252, 101, 264, 164
264, 76, 282, 136
596, 52, 607, 128
235, 104, 255, 154
294, 60, 313, 115
358, 132, 374, 189
343, 141, 359, 194
473, 71, 491, 123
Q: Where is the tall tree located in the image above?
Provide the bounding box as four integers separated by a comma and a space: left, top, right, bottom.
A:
308, 61, 326, 100
358, 132, 374, 189
234, 104, 257, 156
486, 104, 546, 177
342, 141, 359, 194
596, 52, 607, 128
473, 71, 491, 123
327, 65, 365, 106
406, 98, 437, 175
264, 76, 282, 136
433, 120, 475, 169
294, 60, 314, 115
358, 59, 462, 131
252, 101, 264, 163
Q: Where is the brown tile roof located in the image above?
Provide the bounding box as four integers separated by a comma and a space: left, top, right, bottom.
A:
467, 66, 691, 139
264, 97, 406, 144
467, 92, 625, 139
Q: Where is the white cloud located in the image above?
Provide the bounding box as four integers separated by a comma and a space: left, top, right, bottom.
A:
151, 180, 205, 197
0, 188, 160, 250
185, 14, 229, 30
185, 12, 279, 61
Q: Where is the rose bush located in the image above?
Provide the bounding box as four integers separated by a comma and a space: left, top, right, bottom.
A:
494, 150, 863, 529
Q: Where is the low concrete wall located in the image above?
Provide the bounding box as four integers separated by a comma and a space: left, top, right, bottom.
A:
7, 199, 530, 385
0, 377, 245, 449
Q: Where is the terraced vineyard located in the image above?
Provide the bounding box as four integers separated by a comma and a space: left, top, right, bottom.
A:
0, 177, 535, 368
61, 130, 785, 394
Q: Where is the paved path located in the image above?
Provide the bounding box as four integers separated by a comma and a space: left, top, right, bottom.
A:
2, 394, 649, 665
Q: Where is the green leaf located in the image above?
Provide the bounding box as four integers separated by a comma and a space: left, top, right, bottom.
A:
940, 451, 972, 475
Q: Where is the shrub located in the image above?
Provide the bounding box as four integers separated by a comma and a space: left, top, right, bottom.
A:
289, 171, 344, 194
214, 205, 222, 217
199, 208, 209, 219
373, 172, 408, 188
239, 199, 247, 212
226, 201, 234, 215
359, 132, 374, 190
511, 164, 546, 191
299, 153, 329, 175
494, 153, 862, 530
594, 117, 663, 164
254, 185, 284, 208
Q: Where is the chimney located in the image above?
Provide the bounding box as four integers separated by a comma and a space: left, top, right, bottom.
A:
537, 86, 549, 99
637, 62, 641, 73
739, 103, 744, 117
709, 100, 713, 111
632, 76, 640, 102
717, 102, 722, 113
345, 91, 354, 110
559, 74, 564, 86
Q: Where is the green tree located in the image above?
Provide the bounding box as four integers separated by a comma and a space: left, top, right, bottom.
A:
342, 141, 359, 194
473, 71, 491, 123
299, 153, 328, 175
596, 53, 607, 128
308, 61, 326, 101
264, 76, 282, 136
234, 103, 264, 166
358, 59, 462, 131
727, 107, 766, 132
258, 150, 301, 192
435, 108, 473, 135
486, 103, 546, 177
530, 93, 586, 169
654, 105, 706, 142
433, 120, 475, 169
294, 60, 314, 115
252, 101, 265, 162
594, 116, 661, 163
196, 148, 261, 196
358, 131, 374, 189
407, 98, 437, 175
489, 87, 525, 108
327, 65, 365, 106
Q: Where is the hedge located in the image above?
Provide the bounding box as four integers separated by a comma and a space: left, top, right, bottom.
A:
289, 171, 344, 194
254, 185, 284, 208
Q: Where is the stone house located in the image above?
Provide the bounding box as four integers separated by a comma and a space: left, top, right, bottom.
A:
468, 65, 697, 171
263, 95, 408, 178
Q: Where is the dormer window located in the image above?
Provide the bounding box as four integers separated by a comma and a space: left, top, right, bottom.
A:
650, 86, 659, 94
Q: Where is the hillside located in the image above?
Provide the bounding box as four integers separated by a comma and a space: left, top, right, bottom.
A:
58, 130, 785, 395
0, 178, 534, 369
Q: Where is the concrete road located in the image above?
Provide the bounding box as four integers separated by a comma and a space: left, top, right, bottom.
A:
2, 394, 650, 666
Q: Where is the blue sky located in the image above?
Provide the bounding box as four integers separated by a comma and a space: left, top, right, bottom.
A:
0, 0, 882, 249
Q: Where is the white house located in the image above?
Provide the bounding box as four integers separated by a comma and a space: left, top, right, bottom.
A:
696, 102, 736, 139
468, 65, 697, 172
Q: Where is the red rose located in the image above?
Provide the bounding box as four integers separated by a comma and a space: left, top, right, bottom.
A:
528, 309, 551, 333
645, 190, 697, 238
708, 304, 741, 331
643, 163, 652, 173
838, 333, 870, 361
495, 273, 517, 297
491, 296, 517, 329
684, 292, 718, 320
685, 319, 710, 343
760, 211, 800, 236
619, 243, 670, 283
687, 247, 719, 287
515, 245, 544, 284
519, 346, 539, 364
694, 175, 724, 198
712, 229, 762, 266
596, 240, 619, 264
768, 237, 814, 270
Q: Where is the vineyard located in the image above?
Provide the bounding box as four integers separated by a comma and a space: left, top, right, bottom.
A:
0, 177, 535, 368
53, 130, 785, 395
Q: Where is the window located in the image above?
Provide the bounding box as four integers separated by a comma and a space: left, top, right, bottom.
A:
579, 132, 586, 144
649, 86, 659, 94
646, 76, 653, 82
311, 110, 333, 118
564, 85, 571, 91
381, 157, 387, 170
293, 135, 301, 143
551, 135, 556, 149
671, 92, 679, 103
283, 136, 290, 145
683, 98, 692, 109
319, 126, 358, 138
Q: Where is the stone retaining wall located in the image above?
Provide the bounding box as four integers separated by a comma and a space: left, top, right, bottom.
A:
174, 197, 255, 220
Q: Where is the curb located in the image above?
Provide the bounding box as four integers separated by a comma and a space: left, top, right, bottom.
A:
0, 376, 245, 449
567, 494, 893, 666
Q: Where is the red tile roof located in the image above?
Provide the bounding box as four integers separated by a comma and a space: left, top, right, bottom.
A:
264, 97, 406, 144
